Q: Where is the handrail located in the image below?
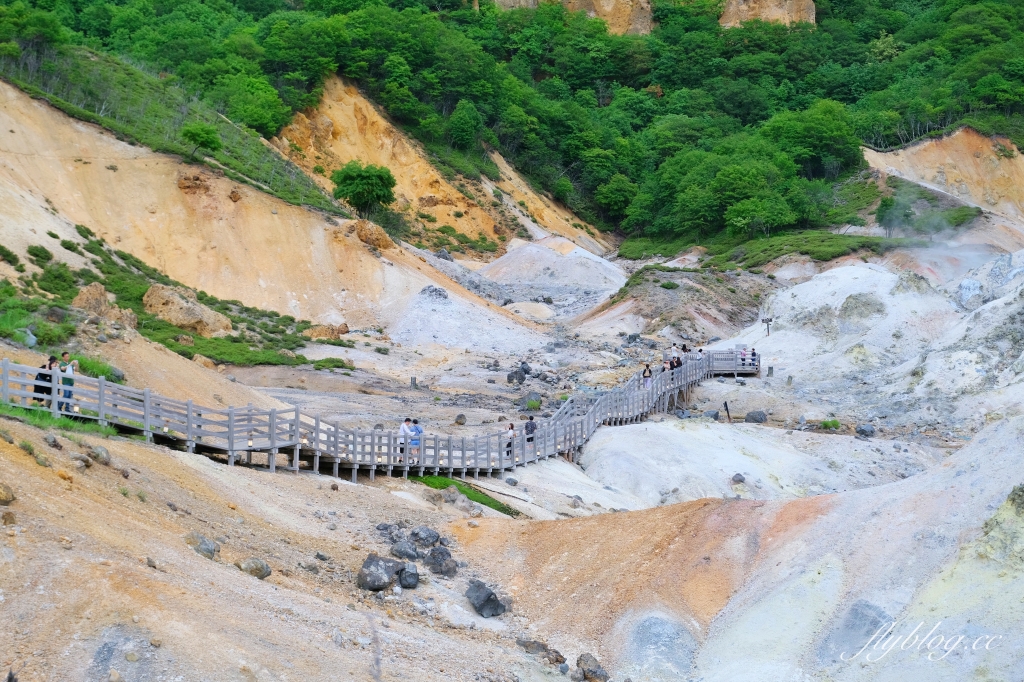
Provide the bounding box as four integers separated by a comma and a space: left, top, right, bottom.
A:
0, 351, 756, 479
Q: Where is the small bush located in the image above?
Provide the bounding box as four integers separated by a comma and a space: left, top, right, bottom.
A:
18, 440, 34, 454
660, 281, 680, 290
313, 357, 355, 370
453, 211, 464, 218
411, 475, 521, 516
119, 486, 129, 497
75, 225, 95, 239
312, 165, 325, 175
0, 244, 19, 266
27, 245, 53, 267
136, 490, 147, 502
321, 338, 356, 348
526, 399, 541, 410
47, 231, 59, 239
374, 346, 390, 355
820, 419, 841, 430
417, 212, 437, 222
60, 240, 82, 255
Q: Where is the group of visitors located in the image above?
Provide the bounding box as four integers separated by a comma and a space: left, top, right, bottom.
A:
32, 351, 78, 412
504, 416, 537, 456
399, 418, 424, 462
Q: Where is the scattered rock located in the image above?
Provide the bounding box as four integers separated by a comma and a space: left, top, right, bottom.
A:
435, 248, 454, 262
96, 333, 108, 343
674, 409, 692, 419
703, 410, 720, 421
569, 496, 584, 509
149, 638, 162, 648
302, 323, 350, 340
559, 663, 569, 674
57, 469, 73, 483
398, 562, 419, 588
69, 452, 92, 468
855, 424, 876, 437
235, 557, 272, 579
184, 531, 220, 560
330, 482, 339, 491
34, 455, 50, 467
88, 446, 111, 465
0, 431, 11, 444
175, 334, 194, 346
522, 391, 542, 409
125, 652, 139, 663
142, 284, 231, 338
732, 473, 745, 483
465, 579, 506, 617
355, 220, 394, 250
420, 284, 448, 300
390, 541, 418, 561
454, 413, 467, 425
44, 433, 61, 450
2, 511, 15, 525
229, 188, 242, 202
516, 638, 566, 665
326, 522, 337, 530
577, 653, 609, 682
315, 551, 331, 562
410, 526, 440, 547
299, 561, 320, 574
146, 557, 157, 569
356, 553, 404, 591
441, 485, 462, 504
506, 477, 518, 486
467, 520, 479, 528
109, 670, 123, 682
0, 482, 14, 506
744, 411, 768, 424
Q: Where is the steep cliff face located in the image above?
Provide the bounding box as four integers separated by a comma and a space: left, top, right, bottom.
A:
719, 0, 815, 27
0, 79, 525, 332
864, 128, 1024, 225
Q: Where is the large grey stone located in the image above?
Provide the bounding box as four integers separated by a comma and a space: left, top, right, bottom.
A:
702, 410, 720, 421
855, 424, 876, 437
577, 653, 609, 682
356, 553, 403, 591
818, 600, 892, 665
390, 541, 418, 561
235, 557, 271, 579
184, 531, 219, 560
0, 481, 14, 505
744, 411, 768, 424
398, 562, 419, 589
465, 579, 506, 617
622, 615, 697, 680
88, 445, 111, 466
410, 525, 440, 547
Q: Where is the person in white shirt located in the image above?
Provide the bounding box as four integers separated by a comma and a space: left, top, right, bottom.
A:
399, 418, 413, 460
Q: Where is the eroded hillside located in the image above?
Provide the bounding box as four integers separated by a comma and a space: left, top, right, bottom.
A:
719, 0, 816, 27
273, 76, 606, 257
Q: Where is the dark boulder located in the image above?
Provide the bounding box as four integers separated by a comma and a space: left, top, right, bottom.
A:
577, 653, 609, 682
398, 562, 419, 589
855, 424, 876, 437
410, 526, 440, 547
390, 541, 419, 561
356, 553, 403, 591
703, 410, 720, 421
744, 411, 768, 424
465, 579, 506, 618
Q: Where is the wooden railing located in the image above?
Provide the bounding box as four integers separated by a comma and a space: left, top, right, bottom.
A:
0, 351, 752, 480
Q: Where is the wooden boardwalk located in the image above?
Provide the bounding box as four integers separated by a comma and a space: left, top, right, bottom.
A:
0, 351, 757, 480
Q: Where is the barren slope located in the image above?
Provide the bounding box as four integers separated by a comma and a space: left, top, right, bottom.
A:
719, 0, 816, 27
494, 0, 652, 34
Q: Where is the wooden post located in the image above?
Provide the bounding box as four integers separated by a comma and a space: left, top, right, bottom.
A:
143, 388, 152, 441
97, 376, 107, 426
50, 368, 60, 418
1, 358, 8, 405
186, 400, 194, 453
292, 410, 300, 473
314, 415, 321, 475
269, 409, 277, 473
227, 407, 236, 465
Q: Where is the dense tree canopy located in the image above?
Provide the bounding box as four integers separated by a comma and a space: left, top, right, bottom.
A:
10, 0, 1024, 242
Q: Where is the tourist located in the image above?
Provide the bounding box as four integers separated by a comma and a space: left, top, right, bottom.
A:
410, 419, 423, 460
58, 352, 78, 413
524, 415, 537, 446
670, 343, 680, 359
33, 356, 58, 407
642, 363, 653, 388
505, 423, 515, 458
399, 417, 412, 456
662, 360, 671, 373
682, 344, 690, 354
740, 348, 747, 367
750, 348, 758, 368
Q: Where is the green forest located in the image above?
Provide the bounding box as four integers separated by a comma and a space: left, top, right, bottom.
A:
2, 0, 1023, 254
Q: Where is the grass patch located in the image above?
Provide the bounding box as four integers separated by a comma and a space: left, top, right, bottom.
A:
660, 281, 680, 290
374, 346, 390, 355
71, 355, 125, 384
119, 486, 130, 497
411, 475, 522, 517
313, 358, 355, 371
18, 439, 33, 454
820, 419, 841, 430
526, 399, 541, 410
0, 402, 118, 436
703, 232, 922, 270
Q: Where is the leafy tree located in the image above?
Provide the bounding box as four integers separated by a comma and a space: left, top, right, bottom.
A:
330, 161, 396, 216
595, 174, 638, 217
181, 123, 222, 160
447, 99, 483, 149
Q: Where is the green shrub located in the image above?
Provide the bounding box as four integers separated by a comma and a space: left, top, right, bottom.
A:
321, 339, 356, 348
374, 346, 390, 355
0, 403, 117, 436
35, 263, 79, 301
312, 165, 325, 175
313, 357, 355, 370
27, 245, 53, 267
33, 320, 76, 346
820, 419, 841, 430
660, 281, 680, 290
75, 225, 95, 239
526, 399, 541, 410
18, 440, 33, 455
47, 231, 59, 239
60, 239, 82, 254
72, 355, 125, 383
136, 491, 147, 502
0, 244, 19, 266
119, 486, 129, 497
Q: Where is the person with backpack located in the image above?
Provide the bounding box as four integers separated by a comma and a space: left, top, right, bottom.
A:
33, 356, 57, 407
524, 415, 537, 445
642, 363, 653, 388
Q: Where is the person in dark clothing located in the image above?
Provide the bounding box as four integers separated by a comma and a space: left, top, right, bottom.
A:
524, 415, 537, 444
642, 363, 653, 388
33, 356, 58, 407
